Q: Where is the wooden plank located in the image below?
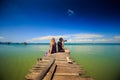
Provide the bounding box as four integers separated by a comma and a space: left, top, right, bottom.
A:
29, 69, 42, 73
43, 63, 57, 80
79, 77, 94, 80
55, 67, 81, 73
25, 73, 40, 80
31, 67, 44, 70
35, 58, 55, 80
34, 63, 48, 66
52, 75, 80, 80
55, 59, 67, 61
33, 65, 46, 68
25, 58, 55, 80
56, 64, 81, 68
55, 73, 79, 76
55, 61, 67, 63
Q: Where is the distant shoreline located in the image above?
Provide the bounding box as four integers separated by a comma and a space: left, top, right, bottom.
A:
0, 42, 120, 45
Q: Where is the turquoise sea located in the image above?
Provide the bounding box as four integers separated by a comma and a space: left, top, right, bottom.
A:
0, 43, 120, 80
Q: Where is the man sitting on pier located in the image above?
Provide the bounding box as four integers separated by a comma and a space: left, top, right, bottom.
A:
57, 37, 72, 63
57, 37, 70, 53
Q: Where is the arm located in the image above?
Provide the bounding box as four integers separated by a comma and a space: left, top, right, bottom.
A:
62, 41, 65, 50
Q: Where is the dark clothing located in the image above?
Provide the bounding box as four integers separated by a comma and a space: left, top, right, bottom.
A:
51, 43, 56, 54
58, 41, 65, 52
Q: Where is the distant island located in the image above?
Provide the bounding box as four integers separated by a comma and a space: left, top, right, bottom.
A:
0, 42, 27, 45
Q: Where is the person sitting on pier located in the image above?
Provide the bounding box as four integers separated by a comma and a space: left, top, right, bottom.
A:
44, 38, 57, 57
49, 37, 57, 54
57, 37, 70, 53
57, 37, 71, 63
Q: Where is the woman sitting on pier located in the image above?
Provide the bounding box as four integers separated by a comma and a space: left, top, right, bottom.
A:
44, 38, 57, 57
49, 37, 57, 54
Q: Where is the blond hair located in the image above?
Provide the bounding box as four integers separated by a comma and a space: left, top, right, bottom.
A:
50, 37, 56, 45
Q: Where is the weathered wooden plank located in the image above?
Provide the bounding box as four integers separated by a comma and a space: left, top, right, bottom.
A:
55, 58, 67, 60
55, 61, 68, 64
43, 63, 57, 80
25, 58, 55, 80
35, 58, 55, 80
33, 65, 46, 68
55, 73, 79, 76
34, 63, 48, 67
52, 75, 80, 80
31, 67, 44, 70
79, 77, 94, 80
29, 69, 42, 73
56, 64, 82, 68
25, 73, 40, 80
55, 67, 81, 73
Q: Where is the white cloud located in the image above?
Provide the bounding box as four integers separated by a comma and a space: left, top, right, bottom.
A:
67, 9, 74, 16
27, 33, 103, 42
113, 36, 120, 42
65, 33, 103, 42
114, 36, 120, 39
26, 35, 70, 42
67, 39, 93, 42
26, 33, 120, 43
94, 39, 112, 42
67, 38, 113, 43
0, 36, 4, 39
72, 34, 103, 39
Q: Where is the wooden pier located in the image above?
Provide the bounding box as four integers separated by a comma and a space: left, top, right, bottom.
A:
25, 52, 94, 80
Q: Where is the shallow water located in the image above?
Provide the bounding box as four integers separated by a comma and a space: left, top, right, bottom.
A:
0, 44, 120, 80
67, 44, 120, 80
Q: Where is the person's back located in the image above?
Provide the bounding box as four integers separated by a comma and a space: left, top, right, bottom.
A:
49, 38, 57, 54
51, 43, 56, 53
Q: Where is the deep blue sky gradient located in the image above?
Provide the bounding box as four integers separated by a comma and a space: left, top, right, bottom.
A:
0, 0, 120, 42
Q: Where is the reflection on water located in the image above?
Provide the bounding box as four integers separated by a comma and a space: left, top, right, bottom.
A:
0, 44, 120, 80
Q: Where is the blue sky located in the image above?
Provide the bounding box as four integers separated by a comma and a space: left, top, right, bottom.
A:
0, 0, 120, 43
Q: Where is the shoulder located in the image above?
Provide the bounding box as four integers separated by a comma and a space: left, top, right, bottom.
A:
58, 41, 61, 44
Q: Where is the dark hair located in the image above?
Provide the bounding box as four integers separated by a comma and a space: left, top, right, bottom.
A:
59, 37, 63, 42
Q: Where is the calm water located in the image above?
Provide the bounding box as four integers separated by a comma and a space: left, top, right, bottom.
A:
0, 44, 120, 80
